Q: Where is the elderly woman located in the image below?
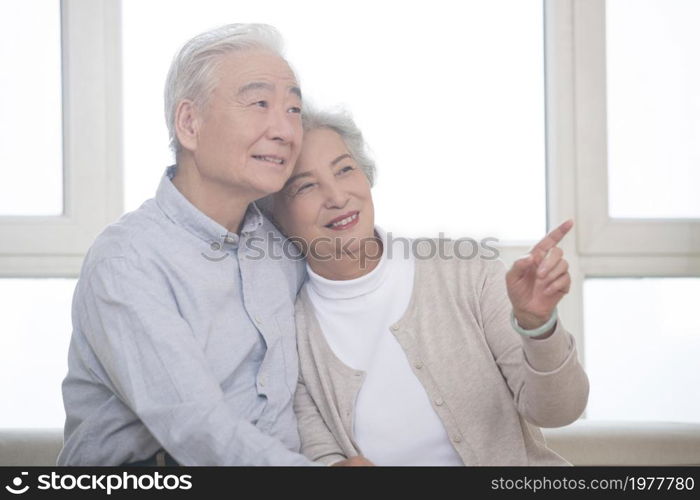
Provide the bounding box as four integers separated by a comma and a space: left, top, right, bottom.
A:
267, 109, 589, 466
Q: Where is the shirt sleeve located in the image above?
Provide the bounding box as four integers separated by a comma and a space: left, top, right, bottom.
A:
478, 258, 590, 428
77, 256, 314, 466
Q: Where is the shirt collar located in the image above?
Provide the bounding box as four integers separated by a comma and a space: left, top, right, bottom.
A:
155, 165, 264, 244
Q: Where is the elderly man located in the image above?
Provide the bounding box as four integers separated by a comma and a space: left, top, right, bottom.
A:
58, 24, 315, 466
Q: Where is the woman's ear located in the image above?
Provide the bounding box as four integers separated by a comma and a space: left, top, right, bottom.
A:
174, 100, 199, 152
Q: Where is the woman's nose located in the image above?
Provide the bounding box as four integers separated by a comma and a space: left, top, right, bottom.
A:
323, 183, 349, 209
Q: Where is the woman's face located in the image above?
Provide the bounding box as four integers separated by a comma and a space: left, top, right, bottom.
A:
272, 128, 374, 259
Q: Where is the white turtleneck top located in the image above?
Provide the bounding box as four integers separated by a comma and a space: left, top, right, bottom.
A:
304, 228, 463, 466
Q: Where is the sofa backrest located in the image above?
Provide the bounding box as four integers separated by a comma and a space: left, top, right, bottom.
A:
542, 420, 700, 466
2, 420, 700, 466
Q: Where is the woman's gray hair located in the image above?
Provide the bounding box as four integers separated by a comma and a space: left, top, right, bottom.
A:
302, 107, 377, 186
164, 23, 287, 154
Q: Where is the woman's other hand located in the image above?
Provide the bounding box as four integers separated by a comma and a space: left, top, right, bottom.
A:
505, 219, 574, 336
331, 455, 375, 466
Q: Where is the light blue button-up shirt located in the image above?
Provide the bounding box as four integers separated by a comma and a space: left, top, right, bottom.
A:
58, 166, 312, 466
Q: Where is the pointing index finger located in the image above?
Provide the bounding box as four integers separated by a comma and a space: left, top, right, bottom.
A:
531, 219, 574, 255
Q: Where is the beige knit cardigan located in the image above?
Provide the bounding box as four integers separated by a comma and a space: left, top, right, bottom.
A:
293, 241, 589, 465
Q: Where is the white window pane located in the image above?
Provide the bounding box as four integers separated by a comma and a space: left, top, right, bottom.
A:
584, 278, 700, 423
122, 0, 546, 242
606, 0, 700, 219
0, 0, 63, 216
0, 279, 75, 428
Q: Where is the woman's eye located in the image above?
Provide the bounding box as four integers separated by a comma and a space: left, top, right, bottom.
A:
338, 165, 355, 175
295, 183, 315, 195
288, 106, 302, 114
254, 100, 268, 108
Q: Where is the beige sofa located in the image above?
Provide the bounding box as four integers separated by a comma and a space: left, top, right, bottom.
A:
2, 420, 699, 466
544, 420, 700, 465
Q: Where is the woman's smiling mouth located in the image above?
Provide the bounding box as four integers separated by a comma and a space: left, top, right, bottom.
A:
325, 211, 359, 230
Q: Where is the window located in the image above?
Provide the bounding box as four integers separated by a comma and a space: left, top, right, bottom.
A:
2, 0, 698, 429
584, 278, 700, 422
0, 0, 63, 216
572, 0, 700, 257
566, 0, 700, 422
0, 279, 76, 428
122, 0, 547, 243
606, 0, 700, 219
0, 0, 122, 428
0, 0, 122, 278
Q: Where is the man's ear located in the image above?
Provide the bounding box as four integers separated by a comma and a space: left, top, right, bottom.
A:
174, 100, 200, 152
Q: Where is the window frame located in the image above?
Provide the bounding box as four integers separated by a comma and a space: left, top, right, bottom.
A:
0, 0, 123, 278
571, 0, 700, 264
544, 0, 700, 367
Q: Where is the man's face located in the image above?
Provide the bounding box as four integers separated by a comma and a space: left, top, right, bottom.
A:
189, 49, 303, 198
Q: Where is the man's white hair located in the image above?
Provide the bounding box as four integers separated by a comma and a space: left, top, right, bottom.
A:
164, 23, 287, 154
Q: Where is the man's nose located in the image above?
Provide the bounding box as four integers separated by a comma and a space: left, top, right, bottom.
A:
266, 106, 297, 143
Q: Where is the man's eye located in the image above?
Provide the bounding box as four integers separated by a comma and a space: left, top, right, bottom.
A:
288, 106, 302, 114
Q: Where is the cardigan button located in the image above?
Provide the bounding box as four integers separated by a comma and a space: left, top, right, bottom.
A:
414, 361, 424, 369
435, 398, 444, 406
453, 435, 462, 443
390, 325, 399, 332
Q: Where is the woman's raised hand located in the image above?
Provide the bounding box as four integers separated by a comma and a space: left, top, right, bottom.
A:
505, 219, 574, 333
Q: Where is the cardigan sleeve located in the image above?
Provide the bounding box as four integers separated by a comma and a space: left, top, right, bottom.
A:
293, 369, 347, 466
478, 258, 589, 428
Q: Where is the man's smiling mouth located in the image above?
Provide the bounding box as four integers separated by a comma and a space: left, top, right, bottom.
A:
252, 155, 285, 165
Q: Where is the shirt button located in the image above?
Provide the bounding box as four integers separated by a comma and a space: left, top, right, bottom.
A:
259, 376, 265, 387
414, 361, 424, 369
254, 316, 262, 325
435, 398, 444, 406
